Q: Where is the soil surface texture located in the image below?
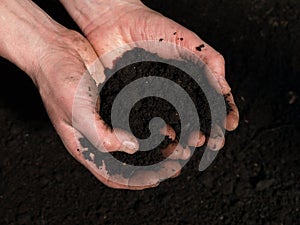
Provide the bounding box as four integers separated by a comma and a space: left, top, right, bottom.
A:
0, 0, 299, 225
95, 48, 229, 173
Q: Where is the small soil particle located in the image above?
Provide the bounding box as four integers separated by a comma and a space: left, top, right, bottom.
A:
196, 44, 205, 51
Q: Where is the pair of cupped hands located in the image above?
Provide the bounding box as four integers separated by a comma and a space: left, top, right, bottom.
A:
8, 0, 239, 189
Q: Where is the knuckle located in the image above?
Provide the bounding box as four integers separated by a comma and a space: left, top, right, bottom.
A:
215, 53, 225, 65
63, 30, 89, 47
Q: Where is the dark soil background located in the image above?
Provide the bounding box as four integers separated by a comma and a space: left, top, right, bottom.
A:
0, 0, 299, 224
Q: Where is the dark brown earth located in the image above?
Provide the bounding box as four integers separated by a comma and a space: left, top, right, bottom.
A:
0, 0, 299, 224
97, 48, 229, 172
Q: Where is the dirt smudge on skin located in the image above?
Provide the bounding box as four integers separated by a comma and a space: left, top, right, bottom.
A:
196, 44, 205, 51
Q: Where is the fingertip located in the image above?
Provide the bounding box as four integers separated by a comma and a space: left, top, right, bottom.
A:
208, 137, 225, 151
188, 130, 206, 147
107, 128, 139, 154
207, 124, 225, 151
224, 93, 239, 131
225, 108, 239, 131
120, 140, 139, 154
160, 124, 176, 141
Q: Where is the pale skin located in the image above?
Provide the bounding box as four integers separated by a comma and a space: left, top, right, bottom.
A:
0, 0, 239, 190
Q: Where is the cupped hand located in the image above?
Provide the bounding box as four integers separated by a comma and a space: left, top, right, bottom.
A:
68, 0, 239, 151
1, 0, 194, 190
36, 29, 138, 188
34, 27, 188, 189
35, 0, 241, 189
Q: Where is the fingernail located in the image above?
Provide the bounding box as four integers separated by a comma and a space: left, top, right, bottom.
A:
208, 138, 225, 151
122, 141, 138, 151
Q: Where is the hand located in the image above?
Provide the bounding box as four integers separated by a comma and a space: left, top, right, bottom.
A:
37, 31, 192, 189
0, 0, 186, 189
58, 0, 240, 188
60, 0, 239, 150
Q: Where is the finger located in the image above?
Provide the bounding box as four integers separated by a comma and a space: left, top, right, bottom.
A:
157, 160, 182, 180
128, 170, 160, 190
88, 13, 231, 94
161, 142, 191, 160
187, 130, 206, 147
164, 23, 231, 95
207, 124, 225, 151
159, 124, 176, 141
136, 20, 231, 95
73, 72, 139, 154
150, 21, 232, 95
85, 116, 139, 154
224, 93, 239, 131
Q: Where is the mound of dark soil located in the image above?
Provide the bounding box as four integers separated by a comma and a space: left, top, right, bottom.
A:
81, 48, 230, 175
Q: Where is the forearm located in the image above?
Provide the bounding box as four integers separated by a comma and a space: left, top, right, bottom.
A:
0, 0, 63, 80
59, 0, 143, 34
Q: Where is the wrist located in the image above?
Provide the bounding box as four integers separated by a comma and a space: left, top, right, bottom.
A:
0, 0, 67, 83
59, 0, 144, 35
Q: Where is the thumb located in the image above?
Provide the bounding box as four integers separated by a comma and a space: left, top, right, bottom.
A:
72, 71, 139, 154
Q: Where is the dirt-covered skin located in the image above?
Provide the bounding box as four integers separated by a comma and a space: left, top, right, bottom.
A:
0, 0, 299, 224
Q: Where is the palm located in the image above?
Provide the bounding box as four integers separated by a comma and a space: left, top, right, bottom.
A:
83, 4, 239, 142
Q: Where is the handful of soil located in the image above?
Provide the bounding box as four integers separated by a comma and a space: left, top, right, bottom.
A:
80, 48, 230, 177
